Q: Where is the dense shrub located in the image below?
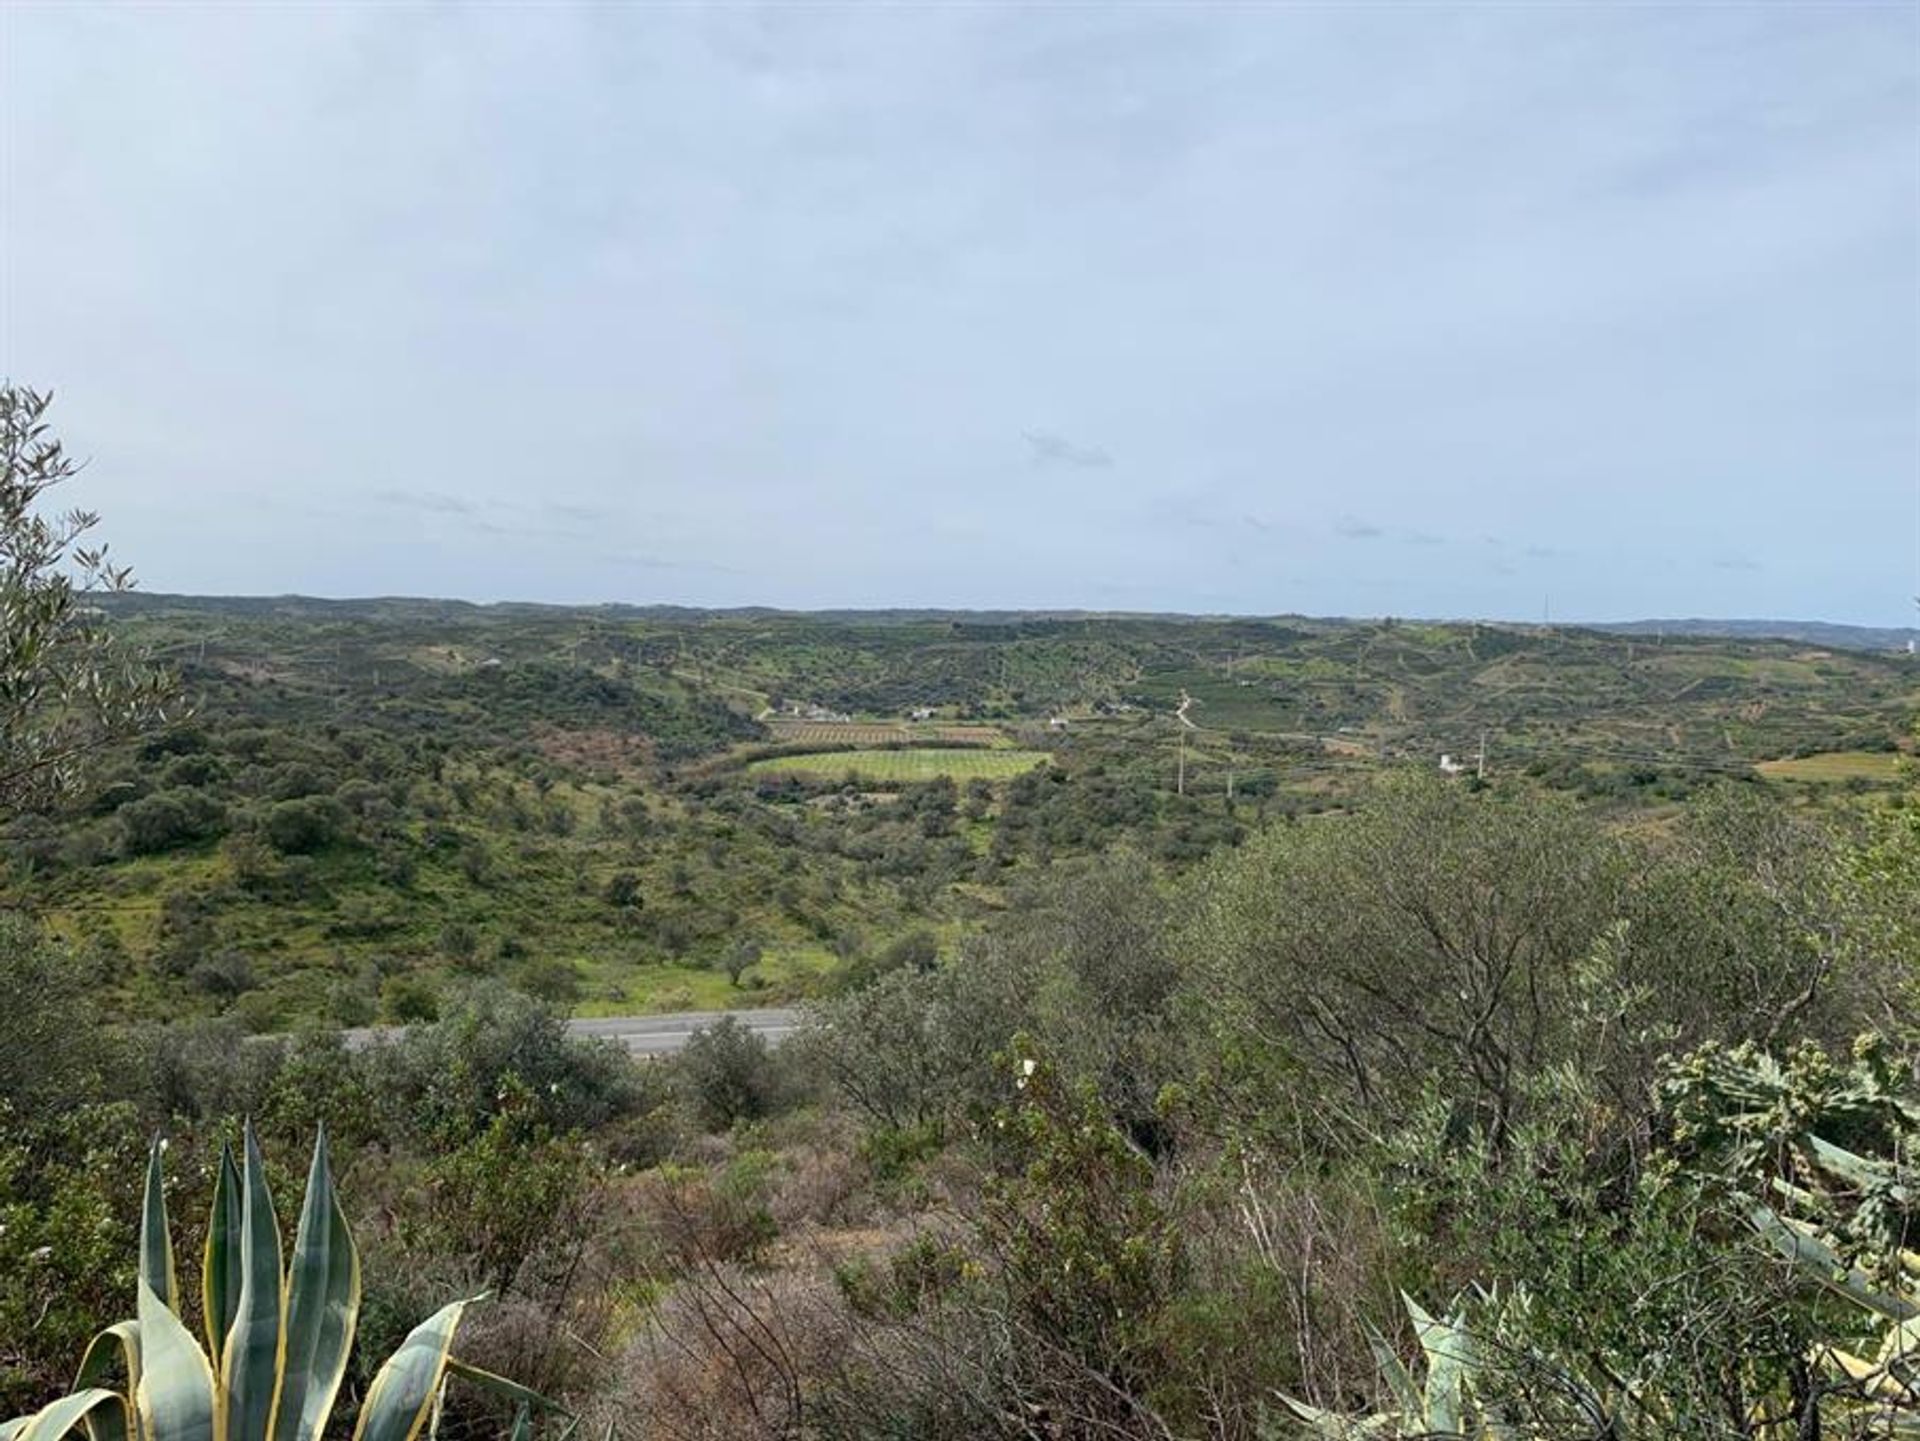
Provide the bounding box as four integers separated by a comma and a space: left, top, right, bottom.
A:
117, 786, 227, 854
676, 1016, 787, 1131
263, 793, 345, 853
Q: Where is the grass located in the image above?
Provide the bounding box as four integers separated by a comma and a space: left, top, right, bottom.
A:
572, 943, 842, 1015
748, 748, 1050, 782
1756, 751, 1905, 783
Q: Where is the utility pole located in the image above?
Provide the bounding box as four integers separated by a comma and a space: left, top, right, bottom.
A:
1173, 688, 1198, 797
1477, 729, 1487, 781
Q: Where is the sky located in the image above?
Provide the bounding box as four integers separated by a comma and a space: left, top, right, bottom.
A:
1, 3, 1915, 623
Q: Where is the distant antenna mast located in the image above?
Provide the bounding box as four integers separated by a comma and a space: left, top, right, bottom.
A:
1477, 729, 1487, 781
1174, 689, 1198, 797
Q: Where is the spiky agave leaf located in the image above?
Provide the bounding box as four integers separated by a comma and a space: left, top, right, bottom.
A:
10, 1390, 132, 1441
1404, 1294, 1472, 1435
133, 1281, 215, 1441
71, 1322, 140, 1398
351, 1299, 488, 1441
269, 1127, 359, 1441
202, 1140, 243, 1364
1752, 1204, 1918, 1320
71, 1322, 141, 1441
222, 1122, 285, 1441
140, 1141, 176, 1317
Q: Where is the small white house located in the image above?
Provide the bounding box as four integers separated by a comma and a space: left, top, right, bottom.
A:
1048, 716, 1070, 731
909, 706, 935, 721
1439, 754, 1466, 775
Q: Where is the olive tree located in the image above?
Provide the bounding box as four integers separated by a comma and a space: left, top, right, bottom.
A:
0, 386, 174, 817
1184, 775, 1628, 1145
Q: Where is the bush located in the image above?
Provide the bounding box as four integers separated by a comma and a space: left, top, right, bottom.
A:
380, 973, 440, 1024
520, 956, 584, 1006
264, 794, 344, 854
366, 983, 641, 1144
677, 1016, 784, 1131
117, 787, 227, 855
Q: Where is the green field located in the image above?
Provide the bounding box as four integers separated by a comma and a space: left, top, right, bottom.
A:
748, 747, 1050, 781
1756, 750, 1905, 783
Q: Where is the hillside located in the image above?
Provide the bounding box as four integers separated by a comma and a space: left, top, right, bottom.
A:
1596, 616, 1918, 652
5, 597, 1911, 1032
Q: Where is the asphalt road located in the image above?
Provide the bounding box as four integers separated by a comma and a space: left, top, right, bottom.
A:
343, 1007, 803, 1056
567, 1008, 803, 1055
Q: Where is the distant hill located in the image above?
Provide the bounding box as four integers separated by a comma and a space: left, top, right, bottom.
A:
1596, 619, 1916, 653
103, 595, 1916, 654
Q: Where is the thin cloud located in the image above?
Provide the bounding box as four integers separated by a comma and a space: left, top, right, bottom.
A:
1024, 430, 1113, 469
371, 488, 479, 516
1335, 516, 1385, 540
546, 501, 615, 524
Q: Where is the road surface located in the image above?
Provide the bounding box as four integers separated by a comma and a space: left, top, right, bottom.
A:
568, 1008, 803, 1055
342, 1007, 803, 1056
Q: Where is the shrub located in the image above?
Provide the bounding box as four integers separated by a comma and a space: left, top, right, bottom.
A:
677, 1016, 783, 1131
366, 984, 641, 1144
380, 973, 440, 1024
264, 795, 344, 854
117, 788, 226, 855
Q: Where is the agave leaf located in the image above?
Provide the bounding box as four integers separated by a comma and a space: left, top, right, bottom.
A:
1879, 1315, 1920, 1365
1361, 1318, 1422, 1419
268, 1128, 359, 1441
134, 1280, 216, 1441
1825, 1346, 1916, 1403
72, 1322, 141, 1441
351, 1298, 487, 1441
222, 1122, 285, 1441
16, 1390, 131, 1441
203, 1141, 244, 1365
1806, 1133, 1914, 1203
1276, 1393, 1345, 1425
141, 1141, 176, 1317
1410, 1303, 1469, 1434
506, 1408, 531, 1441
441, 1358, 565, 1417
2, 1419, 28, 1441
1752, 1205, 1918, 1320
73, 1321, 141, 1396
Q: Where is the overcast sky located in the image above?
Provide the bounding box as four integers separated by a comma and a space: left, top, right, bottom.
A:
2, 4, 1914, 622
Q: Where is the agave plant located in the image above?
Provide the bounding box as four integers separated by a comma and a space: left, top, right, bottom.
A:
1277, 1290, 1650, 1441
0, 1124, 562, 1441
1751, 1146, 1920, 1430
1279, 1293, 1501, 1440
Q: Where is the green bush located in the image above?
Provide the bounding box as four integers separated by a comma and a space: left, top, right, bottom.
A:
117, 787, 227, 855
263, 795, 344, 854
676, 1015, 784, 1131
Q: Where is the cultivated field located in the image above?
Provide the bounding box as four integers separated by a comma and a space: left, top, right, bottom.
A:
748, 747, 1050, 781
766, 720, 1005, 747
1755, 750, 1905, 783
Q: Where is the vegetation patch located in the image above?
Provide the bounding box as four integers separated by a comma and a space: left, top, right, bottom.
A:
1755, 750, 1903, 782
747, 748, 1050, 781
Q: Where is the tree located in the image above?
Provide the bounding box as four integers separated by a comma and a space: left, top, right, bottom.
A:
0, 387, 174, 817
1185, 774, 1626, 1144
603, 868, 643, 909
678, 1015, 781, 1129
719, 934, 761, 987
